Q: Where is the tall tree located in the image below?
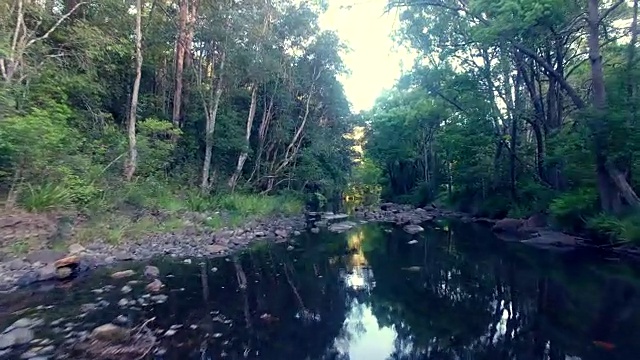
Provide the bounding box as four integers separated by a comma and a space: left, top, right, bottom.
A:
125, 0, 144, 181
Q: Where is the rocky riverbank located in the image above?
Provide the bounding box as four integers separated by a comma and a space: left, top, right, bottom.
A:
353, 202, 594, 250
0, 214, 307, 292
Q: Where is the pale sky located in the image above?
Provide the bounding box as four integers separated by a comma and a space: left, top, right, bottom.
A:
318, 0, 415, 112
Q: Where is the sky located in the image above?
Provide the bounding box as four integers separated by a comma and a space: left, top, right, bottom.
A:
318, 0, 415, 112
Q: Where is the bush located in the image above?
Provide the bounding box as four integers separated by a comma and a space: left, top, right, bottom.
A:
20, 183, 73, 212
549, 187, 598, 231
212, 193, 303, 217
586, 213, 640, 244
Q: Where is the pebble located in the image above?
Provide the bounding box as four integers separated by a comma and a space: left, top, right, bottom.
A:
164, 329, 177, 337
121, 285, 132, 294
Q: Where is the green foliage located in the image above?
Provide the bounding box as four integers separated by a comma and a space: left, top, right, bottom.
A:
212, 193, 303, 217
586, 213, 640, 244
549, 188, 599, 230
20, 183, 73, 212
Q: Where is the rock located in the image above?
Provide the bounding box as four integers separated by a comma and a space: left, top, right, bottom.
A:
114, 252, 133, 261
37, 265, 56, 281
111, 270, 135, 279
90, 324, 130, 343
521, 230, 580, 249
403, 225, 424, 234
80, 303, 98, 312
143, 265, 160, 278
67, 244, 85, 254
524, 213, 548, 229
492, 218, 525, 234
408, 240, 418, 245
183, 259, 192, 264
121, 285, 132, 294
328, 221, 357, 233
151, 294, 168, 303
117, 298, 129, 307
254, 231, 266, 237
293, 231, 301, 236
0, 328, 34, 349
206, 244, 228, 254
310, 227, 320, 234
25, 250, 65, 265
146, 279, 164, 292
287, 245, 294, 251
113, 315, 129, 325
164, 329, 177, 337
11, 318, 34, 328
8, 259, 27, 270
275, 229, 288, 238
55, 267, 73, 280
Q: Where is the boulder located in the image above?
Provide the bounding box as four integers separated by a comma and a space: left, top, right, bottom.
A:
37, 265, 56, 281
524, 213, 548, 229
145, 279, 164, 292
403, 225, 424, 234
274, 229, 288, 238
111, 270, 136, 279
206, 244, 228, 254
90, 324, 130, 343
491, 218, 525, 234
143, 265, 160, 278
328, 221, 357, 233
0, 328, 34, 349
25, 250, 65, 265
68, 243, 86, 254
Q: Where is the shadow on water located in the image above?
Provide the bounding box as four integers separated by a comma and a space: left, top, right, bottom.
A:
3, 221, 640, 359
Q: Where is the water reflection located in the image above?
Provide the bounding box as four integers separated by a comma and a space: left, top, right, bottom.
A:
4, 222, 640, 360
332, 230, 396, 359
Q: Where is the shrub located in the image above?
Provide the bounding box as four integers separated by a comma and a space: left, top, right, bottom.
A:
20, 183, 73, 212
586, 213, 640, 244
549, 187, 598, 231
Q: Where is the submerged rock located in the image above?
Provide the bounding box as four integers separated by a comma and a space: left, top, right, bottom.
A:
146, 279, 164, 293
143, 266, 160, 278
403, 225, 424, 235
111, 270, 136, 279
328, 221, 357, 233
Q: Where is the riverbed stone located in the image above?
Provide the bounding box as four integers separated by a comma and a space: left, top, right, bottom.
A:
403, 225, 424, 234
25, 250, 65, 265
111, 270, 135, 279
146, 279, 164, 292
206, 244, 228, 254
91, 324, 130, 343
0, 328, 34, 349
328, 221, 356, 233
144, 265, 160, 278
68, 244, 85, 254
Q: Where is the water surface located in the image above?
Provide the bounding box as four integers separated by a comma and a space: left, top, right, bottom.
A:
3, 221, 640, 359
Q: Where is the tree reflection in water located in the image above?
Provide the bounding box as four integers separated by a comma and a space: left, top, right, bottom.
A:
5, 222, 640, 360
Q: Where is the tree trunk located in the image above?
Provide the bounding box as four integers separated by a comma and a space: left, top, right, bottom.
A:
172, 0, 188, 128
201, 50, 226, 191
124, 0, 143, 181
228, 84, 258, 191
587, 0, 639, 212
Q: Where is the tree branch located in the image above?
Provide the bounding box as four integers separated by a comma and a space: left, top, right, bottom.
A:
599, 0, 626, 25
25, 2, 87, 48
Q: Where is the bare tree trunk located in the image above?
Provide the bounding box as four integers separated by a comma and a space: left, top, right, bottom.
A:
228, 84, 258, 191
587, 0, 639, 212
124, 0, 143, 181
201, 50, 226, 191
172, 0, 188, 128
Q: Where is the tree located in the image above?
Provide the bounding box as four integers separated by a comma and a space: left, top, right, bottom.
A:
125, 0, 144, 181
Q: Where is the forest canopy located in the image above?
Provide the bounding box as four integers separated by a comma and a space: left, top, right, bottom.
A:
358, 0, 640, 242
0, 0, 356, 217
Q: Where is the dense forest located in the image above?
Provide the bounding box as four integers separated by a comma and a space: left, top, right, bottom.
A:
352, 0, 640, 242
0, 0, 355, 227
